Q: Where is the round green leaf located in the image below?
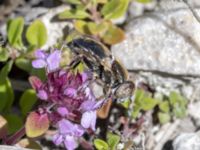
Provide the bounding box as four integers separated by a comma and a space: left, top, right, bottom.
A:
136, 0, 152, 3
101, 0, 129, 19
15, 58, 32, 73
58, 9, 90, 20
159, 101, 170, 113
158, 112, 171, 124
94, 139, 109, 150
64, 0, 81, 5
0, 78, 14, 112
26, 20, 47, 47
0, 47, 9, 62
7, 17, 24, 48
20, 89, 37, 116
0, 60, 13, 83
74, 20, 91, 35
107, 132, 120, 150
141, 97, 158, 111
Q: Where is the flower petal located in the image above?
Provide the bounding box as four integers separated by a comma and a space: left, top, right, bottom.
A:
64, 88, 76, 97
53, 133, 63, 145
64, 135, 78, 150
81, 111, 96, 130
37, 90, 48, 100
57, 107, 69, 117
35, 50, 47, 59
79, 100, 96, 111
32, 59, 46, 68
58, 119, 74, 134
47, 50, 61, 72
73, 125, 85, 137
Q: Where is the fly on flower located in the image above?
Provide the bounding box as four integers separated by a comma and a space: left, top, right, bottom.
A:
27, 48, 105, 150
67, 37, 135, 102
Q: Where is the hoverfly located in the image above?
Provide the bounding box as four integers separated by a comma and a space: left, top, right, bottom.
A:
67, 37, 135, 101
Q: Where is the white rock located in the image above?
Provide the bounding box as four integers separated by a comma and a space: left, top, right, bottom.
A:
188, 101, 200, 126
112, 8, 200, 76
173, 132, 200, 150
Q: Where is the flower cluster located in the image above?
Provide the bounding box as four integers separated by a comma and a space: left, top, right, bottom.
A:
30, 49, 103, 150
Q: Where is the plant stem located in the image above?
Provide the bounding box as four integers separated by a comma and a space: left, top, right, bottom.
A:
3, 126, 25, 145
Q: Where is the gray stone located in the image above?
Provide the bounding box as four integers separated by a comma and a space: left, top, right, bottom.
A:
173, 132, 200, 150
112, 8, 200, 76
157, 0, 200, 11
129, 0, 157, 17
188, 101, 200, 127
0, 146, 30, 150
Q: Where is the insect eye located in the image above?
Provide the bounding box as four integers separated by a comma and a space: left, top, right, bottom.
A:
114, 81, 135, 100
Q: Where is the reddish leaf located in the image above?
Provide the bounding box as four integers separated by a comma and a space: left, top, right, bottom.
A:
101, 23, 125, 45
25, 112, 49, 138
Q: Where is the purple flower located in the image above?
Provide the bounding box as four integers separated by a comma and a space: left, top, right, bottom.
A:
81, 111, 96, 131
53, 119, 84, 150
32, 49, 61, 72
31, 50, 104, 149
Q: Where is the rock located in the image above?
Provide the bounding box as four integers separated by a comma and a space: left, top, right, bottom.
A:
112, 8, 200, 98
157, 0, 200, 11
188, 101, 200, 127
129, 0, 157, 17
173, 132, 200, 150
112, 8, 200, 76
0, 146, 30, 150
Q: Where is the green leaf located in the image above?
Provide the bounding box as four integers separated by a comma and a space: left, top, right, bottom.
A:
120, 99, 130, 109
7, 17, 24, 48
97, 0, 108, 3
26, 20, 47, 47
107, 132, 120, 150
20, 89, 37, 116
173, 104, 187, 118
0, 47, 9, 62
158, 112, 171, 124
0, 78, 14, 113
64, 0, 81, 5
15, 58, 32, 73
141, 97, 158, 111
94, 139, 109, 150
131, 105, 141, 119
74, 20, 91, 35
0, 60, 13, 83
101, 0, 129, 19
58, 9, 90, 20
136, 0, 152, 4
87, 22, 108, 35
101, 23, 125, 45
4, 114, 23, 134
31, 68, 46, 81
134, 89, 145, 105
25, 112, 49, 138
159, 101, 170, 113
169, 92, 187, 106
